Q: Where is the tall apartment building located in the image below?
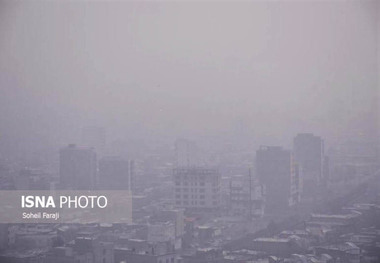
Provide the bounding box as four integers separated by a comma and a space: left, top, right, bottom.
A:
293, 133, 325, 197
173, 167, 221, 209
256, 146, 301, 213
59, 144, 97, 190
175, 139, 199, 167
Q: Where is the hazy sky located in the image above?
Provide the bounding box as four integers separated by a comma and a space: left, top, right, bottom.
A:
0, 0, 378, 156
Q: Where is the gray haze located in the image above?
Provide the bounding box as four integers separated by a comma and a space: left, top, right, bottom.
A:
0, 0, 379, 158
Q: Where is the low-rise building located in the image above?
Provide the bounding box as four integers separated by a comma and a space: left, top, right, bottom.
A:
229, 175, 265, 218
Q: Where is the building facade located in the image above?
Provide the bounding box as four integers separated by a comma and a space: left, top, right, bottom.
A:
229, 174, 265, 218
293, 133, 325, 198
256, 146, 301, 214
173, 167, 221, 209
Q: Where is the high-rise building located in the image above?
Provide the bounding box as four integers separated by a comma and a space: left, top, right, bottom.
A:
173, 167, 221, 209
59, 144, 97, 190
175, 139, 199, 167
129, 159, 145, 192
293, 133, 324, 198
98, 156, 132, 191
82, 126, 106, 156
256, 146, 301, 213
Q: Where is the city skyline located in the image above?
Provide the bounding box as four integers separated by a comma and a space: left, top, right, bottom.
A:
0, 1, 379, 262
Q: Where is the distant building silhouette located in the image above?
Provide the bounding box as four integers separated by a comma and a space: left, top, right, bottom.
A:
293, 133, 325, 199
256, 146, 301, 213
59, 144, 97, 190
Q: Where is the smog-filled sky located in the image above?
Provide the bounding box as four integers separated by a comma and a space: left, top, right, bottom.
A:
0, 0, 378, 157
